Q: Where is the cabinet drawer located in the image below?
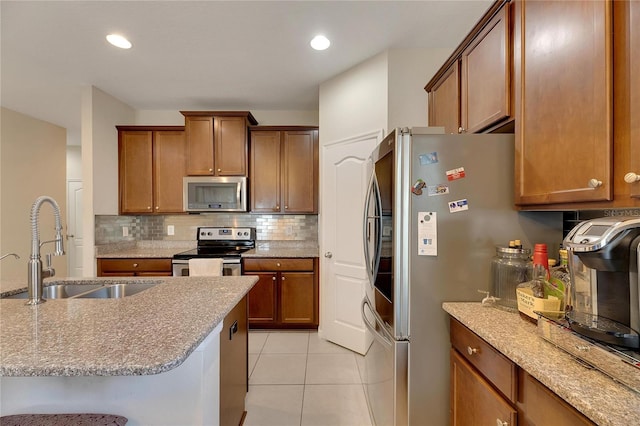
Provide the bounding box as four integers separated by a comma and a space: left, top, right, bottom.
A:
450, 318, 517, 403
243, 258, 313, 272
98, 258, 172, 273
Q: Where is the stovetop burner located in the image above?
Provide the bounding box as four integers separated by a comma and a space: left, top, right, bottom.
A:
173, 226, 256, 260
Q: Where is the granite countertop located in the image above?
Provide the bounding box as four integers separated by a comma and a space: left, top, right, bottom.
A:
94, 240, 319, 259
0, 275, 258, 377
443, 302, 640, 426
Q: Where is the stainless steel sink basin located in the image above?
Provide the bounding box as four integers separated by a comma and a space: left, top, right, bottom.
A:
75, 283, 157, 299
2, 282, 158, 300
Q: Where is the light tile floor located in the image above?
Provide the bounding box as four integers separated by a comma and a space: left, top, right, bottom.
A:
244, 330, 372, 426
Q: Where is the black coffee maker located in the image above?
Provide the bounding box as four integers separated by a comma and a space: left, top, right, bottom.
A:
563, 217, 640, 349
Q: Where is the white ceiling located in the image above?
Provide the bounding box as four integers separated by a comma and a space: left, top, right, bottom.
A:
1, 0, 491, 138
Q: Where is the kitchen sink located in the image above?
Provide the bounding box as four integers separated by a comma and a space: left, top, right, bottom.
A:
2, 283, 158, 300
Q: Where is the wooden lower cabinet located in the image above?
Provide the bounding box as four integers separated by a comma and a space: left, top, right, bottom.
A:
220, 295, 248, 426
97, 258, 172, 277
450, 318, 595, 426
243, 258, 318, 329
450, 349, 516, 426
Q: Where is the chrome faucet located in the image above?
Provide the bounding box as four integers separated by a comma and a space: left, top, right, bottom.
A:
27, 196, 65, 305
0, 253, 20, 261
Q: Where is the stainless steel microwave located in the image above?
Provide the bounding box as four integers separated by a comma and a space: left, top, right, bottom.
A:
183, 176, 248, 212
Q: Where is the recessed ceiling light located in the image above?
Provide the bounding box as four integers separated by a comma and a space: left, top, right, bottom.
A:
310, 35, 330, 51
106, 34, 132, 49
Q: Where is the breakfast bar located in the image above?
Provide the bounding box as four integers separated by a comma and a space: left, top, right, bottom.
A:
0, 276, 257, 425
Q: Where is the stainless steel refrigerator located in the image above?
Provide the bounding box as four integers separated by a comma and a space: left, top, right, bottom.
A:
361, 128, 562, 426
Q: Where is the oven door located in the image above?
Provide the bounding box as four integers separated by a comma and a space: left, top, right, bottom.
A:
172, 258, 241, 277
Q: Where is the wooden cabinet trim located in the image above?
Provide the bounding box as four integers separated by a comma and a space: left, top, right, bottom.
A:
181, 111, 258, 125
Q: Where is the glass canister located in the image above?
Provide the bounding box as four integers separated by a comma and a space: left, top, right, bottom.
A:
490, 245, 532, 311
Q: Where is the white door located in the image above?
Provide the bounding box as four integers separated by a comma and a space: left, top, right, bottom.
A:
67, 179, 84, 277
320, 130, 382, 355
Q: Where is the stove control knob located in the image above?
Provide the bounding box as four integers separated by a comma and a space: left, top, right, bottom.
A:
207, 232, 212, 236
237, 232, 242, 236
244, 232, 249, 236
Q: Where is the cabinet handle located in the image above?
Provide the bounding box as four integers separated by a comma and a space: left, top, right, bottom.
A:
467, 346, 478, 355
133, 263, 139, 268
588, 178, 602, 188
496, 419, 508, 426
624, 172, 640, 183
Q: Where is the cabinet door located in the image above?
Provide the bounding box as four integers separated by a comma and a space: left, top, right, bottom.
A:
450, 349, 517, 426
514, 0, 612, 205
428, 62, 460, 134
247, 272, 278, 325
215, 116, 247, 176
119, 131, 154, 214
153, 131, 185, 213
629, 0, 640, 199
220, 296, 248, 426
250, 131, 281, 212
185, 116, 214, 175
282, 130, 318, 213
280, 272, 316, 325
461, 5, 510, 133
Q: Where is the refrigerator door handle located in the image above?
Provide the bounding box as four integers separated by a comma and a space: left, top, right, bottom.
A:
361, 297, 394, 347
363, 173, 381, 287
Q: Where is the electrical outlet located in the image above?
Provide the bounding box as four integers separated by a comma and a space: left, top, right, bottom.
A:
167, 225, 175, 236
122, 226, 129, 237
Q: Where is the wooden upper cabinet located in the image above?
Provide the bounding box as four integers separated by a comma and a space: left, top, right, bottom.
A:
153, 131, 186, 213
514, 0, 613, 205
629, 0, 640, 199
283, 131, 318, 213
426, 0, 512, 134
428, 62, 460, 134
119, 131, 154, 214
461, 3, 511, 133
250, 127, 319, 214
182, 111, 257, 177
118, 126, 186, 214
250, 131, 281, 212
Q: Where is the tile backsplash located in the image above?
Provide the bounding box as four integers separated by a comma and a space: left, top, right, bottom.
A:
95, 214, 318, 245
562, 208, 640, 238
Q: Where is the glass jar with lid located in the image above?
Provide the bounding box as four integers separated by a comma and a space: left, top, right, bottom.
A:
490, 245, 532, 311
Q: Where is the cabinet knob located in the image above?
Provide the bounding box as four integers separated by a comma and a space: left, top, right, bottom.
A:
147, 206, 151, 210
155, 206, 159, 210
282, 276, 286, 281
624, 172, 640, 183
275, 205, 280, 210
285, 206, 288, 209
458, 126, 466, 134
467, 346, 478, 355
272, 277, 276, 281
133, 263, 139, 268
325, 252, 333, 258
276, 262, 281, 267
217, 168, 221, 172
496, 420, 508, 426
209, 168, 213, 172
588, 178, 602, 188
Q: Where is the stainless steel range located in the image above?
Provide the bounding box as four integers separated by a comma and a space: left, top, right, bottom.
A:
172, 227, 256, 276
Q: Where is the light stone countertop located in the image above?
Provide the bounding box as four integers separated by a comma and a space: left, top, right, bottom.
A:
94, 240, 319, 259
443, 302, 640, 426
0, 275, 258, 377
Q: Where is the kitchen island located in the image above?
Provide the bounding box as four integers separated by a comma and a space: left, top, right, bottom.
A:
0, 275, 257, 425
443, 302, 640, 426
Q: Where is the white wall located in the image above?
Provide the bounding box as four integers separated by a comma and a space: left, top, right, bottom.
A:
387, 48, 453, 130
134, 109, 319, 127
81, 86, 135, 276
319, 51, 389, 145
0, 108, 67, 280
